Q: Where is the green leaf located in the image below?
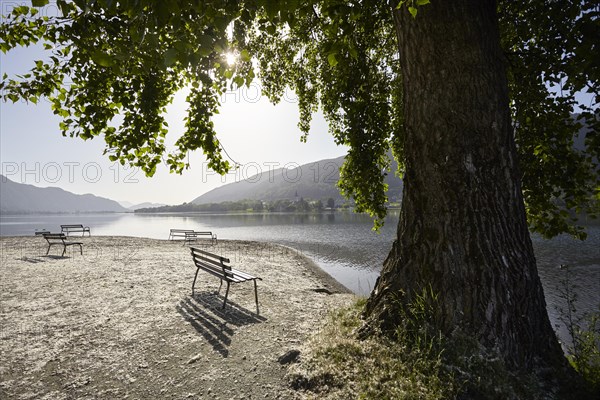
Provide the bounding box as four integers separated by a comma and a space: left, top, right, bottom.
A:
163, 48, 177, 67
408, 6, 418, 18
32, 0, 49, 7
233, 76, 244, 87
198, 47, 212, 57
240, 49, 251, 62
416, 0, 430, 5
327, 53, 338, 67
91, 51, 114, 67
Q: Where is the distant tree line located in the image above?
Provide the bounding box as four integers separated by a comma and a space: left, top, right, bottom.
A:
134, 198, 343, 213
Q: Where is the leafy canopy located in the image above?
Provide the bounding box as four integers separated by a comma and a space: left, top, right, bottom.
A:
1, 0, 598, 236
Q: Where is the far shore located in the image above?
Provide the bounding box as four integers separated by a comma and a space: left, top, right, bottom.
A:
0, 236, 355, 399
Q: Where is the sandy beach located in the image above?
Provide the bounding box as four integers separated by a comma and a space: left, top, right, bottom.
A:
0, 236, 355, 399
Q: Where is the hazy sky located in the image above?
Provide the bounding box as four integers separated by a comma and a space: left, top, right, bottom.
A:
1, 44, 347, 206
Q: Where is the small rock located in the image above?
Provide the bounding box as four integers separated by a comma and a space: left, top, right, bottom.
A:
277, 349, 300, 365
187, 354, 202, 364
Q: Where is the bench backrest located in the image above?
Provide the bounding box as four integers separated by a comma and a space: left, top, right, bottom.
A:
190, 247, 233, 280
171, 229, 194, 234
61, 224, 84, 229
43, 233, 67, 242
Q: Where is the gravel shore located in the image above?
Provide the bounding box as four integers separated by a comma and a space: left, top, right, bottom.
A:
0, 236, 355, 399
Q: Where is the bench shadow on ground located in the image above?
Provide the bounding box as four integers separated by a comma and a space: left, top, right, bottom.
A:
43, 255, 71, 260
18, 255, 71, 263
19, 256, 47, 263
176, 291, 267, 358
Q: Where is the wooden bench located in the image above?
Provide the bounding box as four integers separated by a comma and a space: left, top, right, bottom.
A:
169, 229, 194, 240
60, 224, 90, 237
42, 233, 83, 257
184, 231, 218, 245
190, 246, 261, 313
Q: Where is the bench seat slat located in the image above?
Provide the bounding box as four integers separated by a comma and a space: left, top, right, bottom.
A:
193, 261, 254, 283
194, 264, 233, 281
229, 268, 259, 281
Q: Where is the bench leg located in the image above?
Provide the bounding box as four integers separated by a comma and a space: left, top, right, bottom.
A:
46, 245, 51, 255
62, 245, 66, 257
254, 279, 260, 315
78, 244, 83, 255
218, 279, 223, 294
191, 268, 201, 296
223, 282, 231, 309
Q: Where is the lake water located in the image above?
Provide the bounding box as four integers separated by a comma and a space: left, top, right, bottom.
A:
1, 211, 599, 347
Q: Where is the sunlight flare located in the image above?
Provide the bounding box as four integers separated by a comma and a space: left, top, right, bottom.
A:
225, 51, 238, 66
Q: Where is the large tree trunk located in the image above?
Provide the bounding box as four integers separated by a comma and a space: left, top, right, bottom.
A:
364, 0, 566, 370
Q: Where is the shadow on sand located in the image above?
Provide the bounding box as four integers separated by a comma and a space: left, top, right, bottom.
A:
176, 291, 267, 357
18, 254, 72, 263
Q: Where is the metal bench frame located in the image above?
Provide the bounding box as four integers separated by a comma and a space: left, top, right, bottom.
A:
60, 224, 91, 237
42, 233, 83, 256
184, 231, 217, 246
190, 246, 261, 314
168, 229, 194, 240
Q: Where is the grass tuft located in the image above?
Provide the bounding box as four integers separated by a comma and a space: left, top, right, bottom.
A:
288, 297, 598, 399
288, 297, 453, 399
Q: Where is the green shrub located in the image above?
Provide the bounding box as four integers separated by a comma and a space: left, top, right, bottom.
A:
556, 264, 600, 393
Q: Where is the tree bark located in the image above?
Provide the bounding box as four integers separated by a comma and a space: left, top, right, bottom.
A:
364, 0, 566, 370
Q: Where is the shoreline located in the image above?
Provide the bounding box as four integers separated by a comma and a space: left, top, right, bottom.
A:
273, 242, 353, 295
0, 236, 356, 399
0, 234, 354, 292
0, 234, 357, 293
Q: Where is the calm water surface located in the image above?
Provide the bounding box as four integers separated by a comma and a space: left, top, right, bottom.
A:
2, 211, 598, 347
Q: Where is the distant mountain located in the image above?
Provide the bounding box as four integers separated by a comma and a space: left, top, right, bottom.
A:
118, 200, 135, 208
0, 175, 127, 213
191, 154, 403, 205
127, 202, 167, 210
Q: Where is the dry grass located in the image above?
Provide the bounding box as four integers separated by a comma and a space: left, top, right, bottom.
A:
287, 298, 454, 400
